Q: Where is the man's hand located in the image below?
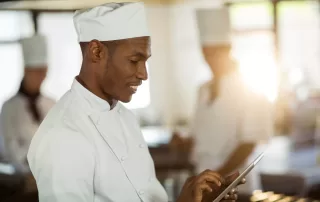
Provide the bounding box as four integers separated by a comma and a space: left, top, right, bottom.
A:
176, 170, 246, 202
176, 169, 225, 202
209, 172, 246, 202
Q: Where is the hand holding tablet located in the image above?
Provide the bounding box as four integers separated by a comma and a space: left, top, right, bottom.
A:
220, 172, 247, 202
176, 152, 264, 202
213, 152, 265, 202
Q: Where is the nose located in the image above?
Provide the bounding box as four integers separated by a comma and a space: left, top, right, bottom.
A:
136, 62, 148, 81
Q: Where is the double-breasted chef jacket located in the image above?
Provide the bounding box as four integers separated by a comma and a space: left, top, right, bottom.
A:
27, 79, 168, 202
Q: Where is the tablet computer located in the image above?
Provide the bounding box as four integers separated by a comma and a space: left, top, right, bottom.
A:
213, 152, 265, 202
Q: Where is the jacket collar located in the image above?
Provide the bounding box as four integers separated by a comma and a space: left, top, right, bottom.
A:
71, 78, 118, 112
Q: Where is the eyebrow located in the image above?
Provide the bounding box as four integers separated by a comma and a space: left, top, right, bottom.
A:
129, 51, 151, 59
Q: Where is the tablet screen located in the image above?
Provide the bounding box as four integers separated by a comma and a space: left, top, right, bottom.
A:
213, 152, 265, 202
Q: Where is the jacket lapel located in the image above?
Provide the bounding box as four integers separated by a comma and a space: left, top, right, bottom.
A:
89, 111, 128, 162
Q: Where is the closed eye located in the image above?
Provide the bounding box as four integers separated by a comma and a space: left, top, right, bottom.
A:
130, 60, 139, 64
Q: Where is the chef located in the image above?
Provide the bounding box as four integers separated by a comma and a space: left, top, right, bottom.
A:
292, 88, 320, 146
0, 34, 55, 174
27, 2, 245, 202
188, 7, 274, 194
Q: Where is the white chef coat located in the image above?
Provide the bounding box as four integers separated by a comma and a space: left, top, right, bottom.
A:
191, 72, 273, 194
0, 94, 55, 173
292, 97, 320, 144
27, 79, 168, 202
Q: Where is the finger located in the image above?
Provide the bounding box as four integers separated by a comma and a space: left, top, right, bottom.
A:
226, 194, 238, 200
203, 169, 224, 181
187, 176, 196, 183
199, 183, 213, 193
229, 188, 237, 194
197, 170, 225, 185
196, 174, 223, 187
224, 194, 230, 199
194, 183, 213, 202
185, 176, 196, 187
234, 187, 238, 194
239, 178, 246, 185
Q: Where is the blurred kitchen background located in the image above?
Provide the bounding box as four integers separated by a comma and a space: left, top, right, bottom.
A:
0, 0, 320, 202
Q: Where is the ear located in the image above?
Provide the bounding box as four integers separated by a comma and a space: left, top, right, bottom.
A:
88, 40, 108, 63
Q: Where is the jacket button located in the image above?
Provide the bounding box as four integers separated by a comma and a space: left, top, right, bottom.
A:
139, 144, 145, 148
121, 156, 126, 161
138, 190, 144, 195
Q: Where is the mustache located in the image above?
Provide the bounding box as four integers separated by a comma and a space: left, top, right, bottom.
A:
127, 80, 142, 86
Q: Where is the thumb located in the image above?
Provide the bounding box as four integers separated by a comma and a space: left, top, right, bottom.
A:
225, 171, 240, 185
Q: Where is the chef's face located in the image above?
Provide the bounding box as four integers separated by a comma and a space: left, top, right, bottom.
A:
96, 36, 151, 103
202, 45, 232, 77
23, 67, 47, 94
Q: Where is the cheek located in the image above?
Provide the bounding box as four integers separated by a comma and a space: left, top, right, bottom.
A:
114, 63, 136, 83
101, 67, 114, 89
101, 63, 124, 93
123, 63, 137, 76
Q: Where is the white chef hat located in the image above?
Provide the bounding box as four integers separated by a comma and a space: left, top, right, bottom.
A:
73, 2, 150, 42
196, 7, 231, 46
20, 35, 48, 68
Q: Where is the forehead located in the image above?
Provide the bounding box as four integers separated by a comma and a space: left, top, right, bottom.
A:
116, 37, 151, 57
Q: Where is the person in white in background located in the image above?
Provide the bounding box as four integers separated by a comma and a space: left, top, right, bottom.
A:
0, 35, 55, 174
27, 2, 245, 202
172, 7, 273, 195
292, 88, 320, 146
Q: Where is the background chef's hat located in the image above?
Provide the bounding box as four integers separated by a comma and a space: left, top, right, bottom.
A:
73, 2, 150, 42
20, 34, 48, 68
196, 7, 232, 46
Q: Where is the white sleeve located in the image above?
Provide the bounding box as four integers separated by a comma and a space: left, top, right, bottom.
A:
29, 129, 95, 202
189, 84, 207, 138
0, 103, 24, 167
240, 93, 274, 144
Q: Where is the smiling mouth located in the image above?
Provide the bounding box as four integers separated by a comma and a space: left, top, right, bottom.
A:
129, 85, 138, 93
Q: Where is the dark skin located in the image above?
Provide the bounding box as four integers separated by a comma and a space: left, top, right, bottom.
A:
78, 37, 150, 107
178, 170, 246, 202
77, 37, 245, 202
23, 67, 47, 94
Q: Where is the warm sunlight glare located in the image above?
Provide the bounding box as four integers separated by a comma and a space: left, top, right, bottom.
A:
238, 55, 278, 103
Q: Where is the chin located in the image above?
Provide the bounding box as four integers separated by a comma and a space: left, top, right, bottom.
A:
119, 95, 133, 103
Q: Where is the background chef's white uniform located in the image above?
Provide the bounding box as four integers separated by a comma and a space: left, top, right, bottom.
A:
291, 89, 320, 144
191, 73, 273, 193
1, 95, 54, 173
0, 35, 55, 173
191, 7, 274, 194
27, 3, 168, 202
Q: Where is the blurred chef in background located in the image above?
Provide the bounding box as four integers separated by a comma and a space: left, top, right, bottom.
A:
291, 88, 320, 146
171, 7, 274, 194
0, 35, 55, 175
